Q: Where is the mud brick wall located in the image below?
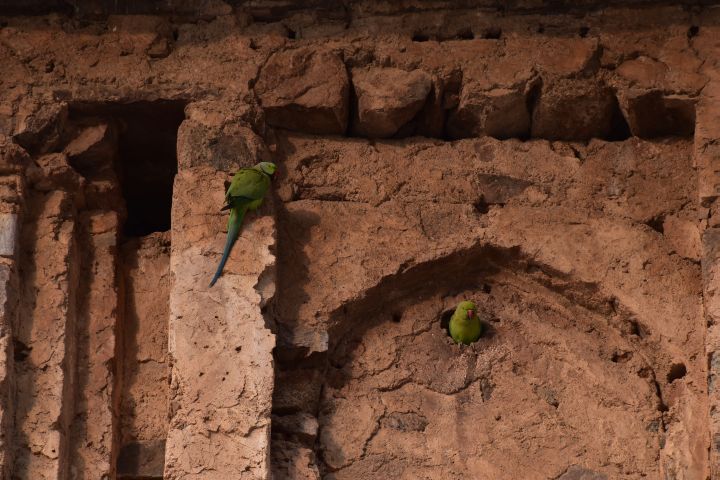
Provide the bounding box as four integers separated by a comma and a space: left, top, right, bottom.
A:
1, 2, 720, 479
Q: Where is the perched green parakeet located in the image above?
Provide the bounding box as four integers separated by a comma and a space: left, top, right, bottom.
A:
449, 300, 482, 345
209, 161, 277, 287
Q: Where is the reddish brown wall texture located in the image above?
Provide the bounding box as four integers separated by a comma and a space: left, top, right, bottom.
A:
1, 2, 720, 479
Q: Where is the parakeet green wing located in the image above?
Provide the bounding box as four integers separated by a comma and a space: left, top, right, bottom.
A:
223, 168, 269, 208
210, 164, 274, 287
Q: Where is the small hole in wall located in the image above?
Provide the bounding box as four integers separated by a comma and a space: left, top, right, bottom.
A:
537, 24, 545, 34
455, 28, 474, 40
482, 284, 492, 294
627, 319, 650, 339
607, 97, 632, 141
412, 33, 430, 42
286, 27, 297, 40
611, 350, 633, 363
440, 308, 454, 333
13, 339, 31, 362
687, 25, 699, 38
579, 26, 590, 38
667, 363, 687, 383
474, 197, 490, 214
645, 215, 665, 234
481, 27, 502, 39
391, 312, 402, 323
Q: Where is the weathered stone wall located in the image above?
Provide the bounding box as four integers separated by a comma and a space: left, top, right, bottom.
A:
0, 2, 719, 479
117, 233, 170, 478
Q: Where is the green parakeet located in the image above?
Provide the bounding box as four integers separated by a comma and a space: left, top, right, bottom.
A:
449, 300, 482, 345
209, 161, 277, 287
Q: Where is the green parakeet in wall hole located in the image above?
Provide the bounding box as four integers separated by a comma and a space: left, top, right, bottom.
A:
209, 161, 277, 287
449, 300, 482, 345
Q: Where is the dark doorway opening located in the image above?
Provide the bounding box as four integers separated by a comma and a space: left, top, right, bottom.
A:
70, 101, 185, 236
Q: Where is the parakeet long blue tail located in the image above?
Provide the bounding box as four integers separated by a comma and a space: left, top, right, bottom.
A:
209, 205, 247, 287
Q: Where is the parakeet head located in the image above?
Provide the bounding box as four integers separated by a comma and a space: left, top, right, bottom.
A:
457, 300, 477, 320
256, 162, 277, 176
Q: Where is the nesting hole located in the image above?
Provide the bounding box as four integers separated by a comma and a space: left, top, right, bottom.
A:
440, 305, 494, 341
440, 308, 454, 334
481, 26, 502, 39
412, 33, 430, 42
667, 363, 687, 383
474, 197, 490, 214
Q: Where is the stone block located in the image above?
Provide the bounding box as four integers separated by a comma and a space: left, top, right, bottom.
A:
351, 67, 431, 138
255, 47, 349, 135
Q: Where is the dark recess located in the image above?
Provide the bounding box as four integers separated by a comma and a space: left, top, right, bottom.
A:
606, 97, 633, 141
455, 28, 475, 40
482, 26, 502, 39
667, 362, 687, 383
440, 308, 454, 334
12, 339, 31, 362
474, 197, 490, 214
117, 102, 184, 236
71, 101, 185, 237
645, 214, 665, 234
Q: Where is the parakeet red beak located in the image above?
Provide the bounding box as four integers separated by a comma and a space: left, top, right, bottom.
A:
467, 309, 474, 319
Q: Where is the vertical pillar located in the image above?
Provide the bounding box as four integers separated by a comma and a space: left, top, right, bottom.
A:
13, 188, 79, 480
0, 137, 28, 478
164, 117, 276, 479
70, 211, 120, 479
